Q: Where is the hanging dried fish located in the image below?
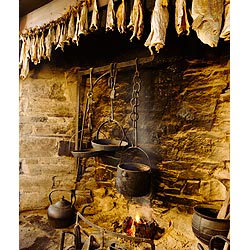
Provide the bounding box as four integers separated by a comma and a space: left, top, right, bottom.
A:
175, 0, 190, 36
72, 6, 80, 45
144, 0, 169, 55
19, 32, 31, 79
56, 21, 67, 51
90, 0, 99, 31
19, 31, 28, 68
45, 26, 53, 60
220, 0, 230, 41
66, 7, 76, 42
30, 27, 40, 65
20, 52, 30, 79
50, 22, 56, 45
55, 21, 61, 45
29, 33, 35, 62
39, 29, 46, 60
78, 1, 89, 36
116, 0, 126, 33
191, 0, 224, 47
127, 0, 144, 41
63, 19, 70, 45
106, 0, 116, 31
36, 30, 42, 64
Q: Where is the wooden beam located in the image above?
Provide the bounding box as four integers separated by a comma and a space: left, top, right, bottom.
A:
19, 0, 111, 33
78, 55, 155, 77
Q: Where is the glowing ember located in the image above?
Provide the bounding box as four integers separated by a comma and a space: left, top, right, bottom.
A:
135, 213, 140, 223
123, 215, 161, 239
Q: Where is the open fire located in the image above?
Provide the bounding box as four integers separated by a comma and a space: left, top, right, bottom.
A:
123, 212, 164, 240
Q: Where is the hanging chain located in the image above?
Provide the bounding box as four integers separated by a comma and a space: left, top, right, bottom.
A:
130, 58, 141, 147
87, 67, 94, 134
108, 63, 117, 121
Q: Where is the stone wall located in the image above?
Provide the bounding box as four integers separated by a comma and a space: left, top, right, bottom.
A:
19, 64, 78, 210
19, 50, 230, 212
75, 55, 230, 211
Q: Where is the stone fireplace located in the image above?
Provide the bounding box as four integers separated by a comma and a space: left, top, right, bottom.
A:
19, 19, 229, 249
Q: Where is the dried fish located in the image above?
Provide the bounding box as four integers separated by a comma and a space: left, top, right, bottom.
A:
116, 0, 126, 33
50, 23, 56, 45
127, 0, 144, 41
175, 0, 190, 36
31, 28, 40, 65
106, 0, 116, 31
144, 0, 169, 55
45, 27, 53, 60
66, 8, 76, 42
39, 29, 46, 60
220, 0, 230, 41
19, 32, 31, 79
90, 0, 99, 32
72, 7, 80, 45
55, 22, 61, 45
191, 0, 224, 47
78, 1, 89, 36
56, 22, 67, 51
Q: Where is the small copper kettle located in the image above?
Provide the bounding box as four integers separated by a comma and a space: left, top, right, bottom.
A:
47, 189, 76, 228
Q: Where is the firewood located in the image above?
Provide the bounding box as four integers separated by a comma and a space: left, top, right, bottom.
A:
217, 191, 230, 219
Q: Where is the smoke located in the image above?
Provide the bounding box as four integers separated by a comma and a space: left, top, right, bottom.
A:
127, 196, 153, 222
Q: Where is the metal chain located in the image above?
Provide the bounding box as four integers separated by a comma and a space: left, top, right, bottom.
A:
130, 58, 141, 147
108, 63, 117, 121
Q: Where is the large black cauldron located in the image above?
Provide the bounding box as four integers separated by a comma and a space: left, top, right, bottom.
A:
115, 146, 152, 197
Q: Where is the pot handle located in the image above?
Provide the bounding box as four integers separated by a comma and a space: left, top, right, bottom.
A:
119, 146, 152, 169
49, 189, 76, 206
95, 119, 129, 146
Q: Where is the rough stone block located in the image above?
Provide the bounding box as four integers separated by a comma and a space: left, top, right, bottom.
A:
19, 138, 58, 158
213, 168, 230, 180
19, 191, 48, 211
182, 180, 200, 195
19, 175, 53, 193
178, 170, 203, 180
164, 188, 181, 195
199, 179, 227, 201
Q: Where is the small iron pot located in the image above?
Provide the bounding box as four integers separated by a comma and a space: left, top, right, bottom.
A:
47, 189, 76, 228
115, 146, 152, 197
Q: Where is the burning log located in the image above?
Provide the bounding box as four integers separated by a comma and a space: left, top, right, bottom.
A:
123, 215, 165, 240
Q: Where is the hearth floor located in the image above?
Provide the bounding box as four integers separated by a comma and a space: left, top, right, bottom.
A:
19, 207, 206, 250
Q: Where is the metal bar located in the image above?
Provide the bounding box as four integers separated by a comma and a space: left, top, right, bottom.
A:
78, 55, 154, 76
75, 73, 81, 150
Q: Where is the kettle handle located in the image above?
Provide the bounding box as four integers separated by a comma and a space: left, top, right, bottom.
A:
49, 189, 76, 207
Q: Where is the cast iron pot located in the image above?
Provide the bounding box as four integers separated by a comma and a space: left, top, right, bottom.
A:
91, 120, 129, 152
115, 146, 151, 197
192, 205, 230, 249
47, 189, 76, 228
